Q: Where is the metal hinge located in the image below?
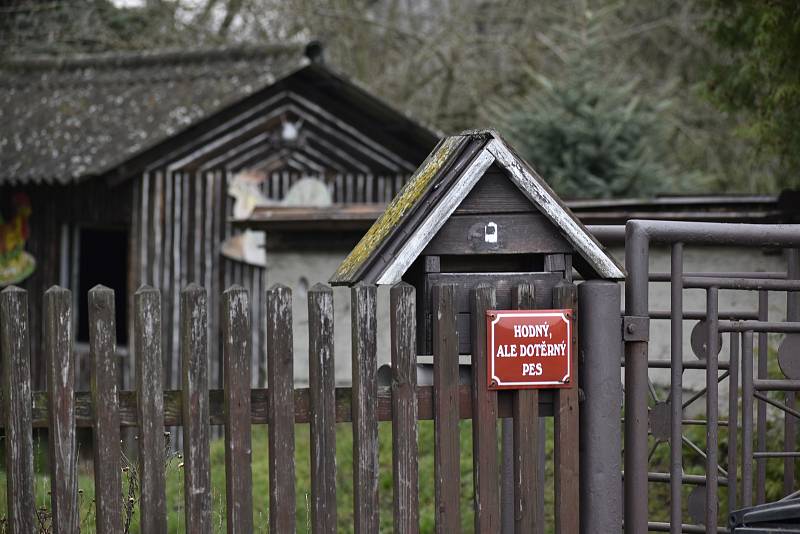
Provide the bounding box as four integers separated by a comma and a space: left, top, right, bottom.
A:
623, 315, 649, 342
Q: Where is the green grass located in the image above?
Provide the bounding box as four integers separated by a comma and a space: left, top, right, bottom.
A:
0, 420, 558, 533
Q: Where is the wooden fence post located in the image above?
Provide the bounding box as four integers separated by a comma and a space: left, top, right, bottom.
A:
44, 286, 79, 533
391, 282, 419, 534
471, 283, 499, 532
352, 284, 379, 534
433, 284, 460, 534
309, 283, 337, 534
267, 284, 295, 534
89, 285, 121, 534
0, 287, 36, 533
553, 280, 579, 534
181, 284, 211, 533
512, 282, 541, 533
134, 285, 167, 533
222, 286, 254, 534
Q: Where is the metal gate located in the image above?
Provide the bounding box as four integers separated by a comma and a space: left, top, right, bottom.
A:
619, 220, 800, 534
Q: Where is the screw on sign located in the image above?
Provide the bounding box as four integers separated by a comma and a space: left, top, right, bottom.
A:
486, 309, 573, 390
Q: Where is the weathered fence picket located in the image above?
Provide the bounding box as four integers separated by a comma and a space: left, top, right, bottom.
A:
391, 282, 419, 534
351, 283, 379, 534
433, 284, 461, 534
89, 285, 122, 534
181, 284, 212, 533
0, 280, 584, 533
0, 287, 36, 534
553, 280, 579, 534
471, 284, 500, 532
511, 282, 541, 533
222, 286, 254, 534
267, 284, 296, 533
44, 286, 79, 533
134, 285, 167, 533
309, 283, 337, 534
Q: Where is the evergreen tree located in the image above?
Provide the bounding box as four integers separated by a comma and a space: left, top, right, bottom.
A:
485, 4, 703, 200
706, 0, 800, 189
494, 67, 688, 199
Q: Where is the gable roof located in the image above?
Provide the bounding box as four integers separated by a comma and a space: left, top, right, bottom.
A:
110, 60, 439, 184
0, 44, 305, 185
330, 130, 625, 285
0, 44, 439, 186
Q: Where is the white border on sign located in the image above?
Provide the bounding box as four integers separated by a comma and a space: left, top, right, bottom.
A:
489, 310, 572, 387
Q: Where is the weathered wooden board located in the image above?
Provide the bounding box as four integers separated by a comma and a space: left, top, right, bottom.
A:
308, 284, 337, 534
433, 284, 461, 534
422, 213, 571, 256
471, 284, 500, 532
553, 281, 579, 534
89, 286, 122, 534
454, 166, 532, 215
44, 287, 79, 533
351, 284, 379, 533
0, 287, 36, 534
391, 282, 419, 534
511, 283, 541, 533
14, 385, 557, 427
222, 287, 253, 534
422, 272, 561, 354
181, 285, 212, 533
134, 286, 167, 533
267, 285, 296, 534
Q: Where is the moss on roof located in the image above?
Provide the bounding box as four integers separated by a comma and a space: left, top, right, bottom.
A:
331, 136, 460, 283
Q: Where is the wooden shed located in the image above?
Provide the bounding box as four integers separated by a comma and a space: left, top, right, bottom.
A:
0, 43, 437, 389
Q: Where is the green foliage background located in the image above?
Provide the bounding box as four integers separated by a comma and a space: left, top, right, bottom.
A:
705, 0, 800, 191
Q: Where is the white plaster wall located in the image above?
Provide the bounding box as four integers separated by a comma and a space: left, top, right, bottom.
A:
265, 251, 392, 386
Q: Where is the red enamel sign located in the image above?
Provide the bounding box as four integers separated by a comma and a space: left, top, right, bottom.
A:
487, 309, 574, 389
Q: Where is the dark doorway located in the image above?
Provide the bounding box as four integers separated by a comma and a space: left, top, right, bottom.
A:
76, 227, 128, 345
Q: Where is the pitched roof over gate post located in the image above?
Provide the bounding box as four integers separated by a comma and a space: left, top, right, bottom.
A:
330, 129, 625, 286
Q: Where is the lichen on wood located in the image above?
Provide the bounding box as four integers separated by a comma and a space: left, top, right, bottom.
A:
331, 137, 457, 283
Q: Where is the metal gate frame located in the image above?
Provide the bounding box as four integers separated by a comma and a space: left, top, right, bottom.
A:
621, 220, 800, 534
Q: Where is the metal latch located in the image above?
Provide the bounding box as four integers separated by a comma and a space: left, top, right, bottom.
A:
623, 315, 649, 342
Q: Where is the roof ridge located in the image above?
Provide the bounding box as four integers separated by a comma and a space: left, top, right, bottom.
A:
1, 43, 303, 72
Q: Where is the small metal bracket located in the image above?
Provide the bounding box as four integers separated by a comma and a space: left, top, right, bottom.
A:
623, 315, 649, 342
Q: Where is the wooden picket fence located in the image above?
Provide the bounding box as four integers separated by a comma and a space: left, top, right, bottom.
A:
0, 280, 578, 533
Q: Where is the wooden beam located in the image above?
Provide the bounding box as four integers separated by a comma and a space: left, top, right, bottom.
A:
13, 385, 556, 428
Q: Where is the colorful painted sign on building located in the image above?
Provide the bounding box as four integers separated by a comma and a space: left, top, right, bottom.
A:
0, 193, 35, 286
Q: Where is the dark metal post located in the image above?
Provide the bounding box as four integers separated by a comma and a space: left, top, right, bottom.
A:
742, 330, 754, 507
579, 280, 622, 534
705, 287, 720, 531
669, 243, 684, 534
756, 291, 768, 503
624, 222, 649, 534
784, 248, 799, 495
